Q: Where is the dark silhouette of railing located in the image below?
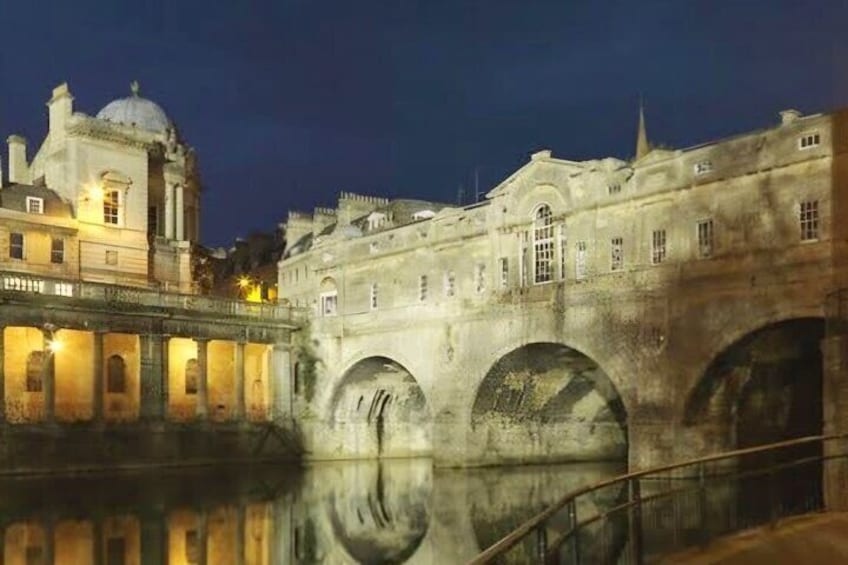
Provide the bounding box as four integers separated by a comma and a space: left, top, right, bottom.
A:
470, 434, 848, 564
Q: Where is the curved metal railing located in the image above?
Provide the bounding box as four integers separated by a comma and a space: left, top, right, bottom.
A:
470, 433, 848, 564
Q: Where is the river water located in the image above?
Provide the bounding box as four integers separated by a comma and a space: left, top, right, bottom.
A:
0, 458, 626, 564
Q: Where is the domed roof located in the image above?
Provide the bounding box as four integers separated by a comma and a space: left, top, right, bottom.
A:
96, 81, 171, 133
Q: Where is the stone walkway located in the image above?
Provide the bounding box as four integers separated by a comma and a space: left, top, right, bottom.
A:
664, 512, 848, 564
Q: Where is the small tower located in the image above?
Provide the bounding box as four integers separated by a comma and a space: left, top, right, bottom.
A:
635, 100, 650, 160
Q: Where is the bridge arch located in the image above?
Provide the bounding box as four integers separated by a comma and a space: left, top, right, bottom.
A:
469, 342, 628, 465
328, 355, 432, 458
683, 317, 824, 451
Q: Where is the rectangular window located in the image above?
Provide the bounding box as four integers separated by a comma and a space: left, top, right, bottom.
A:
320, 292, 337, 316
697, 219, 714, 258
105, 250, 118, 266
608, 183, 621, 195
575, 241, 588, 280
444, 271, 456, 297
499, 257, 509, 289
54, 282, 73, 297
800, 200, 819, 241
50, 238, 64, 264
418, 275, 428, 302
475, 263, 486, 294
610, 237, 624, 271
559, 229, 567, 280
651, 229, 667, 264
104, 190, 120, 225
26, 197, 43, 214
694, 160, 713, 175
9, 232, 23, 260
799, 133, 821, 149
369, 283, 378, 310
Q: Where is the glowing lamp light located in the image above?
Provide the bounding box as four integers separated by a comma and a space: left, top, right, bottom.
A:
237, 276, 252, 289
46, 339, 63, 354
86, 183, 104, 200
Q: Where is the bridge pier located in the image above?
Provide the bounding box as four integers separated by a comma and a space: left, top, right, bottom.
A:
821, 335, 848, 511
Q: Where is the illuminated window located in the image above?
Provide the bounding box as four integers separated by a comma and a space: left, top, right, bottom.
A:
418, 275, 428, 302
799, 132, 820, 149
694, 160, 713, 175
26, 351, 45, 392
499, 258, 509, 289
185, 359, 199, 395
444, 271, 456, 297
697, 219, 714, 258
575, 241, 588, 280
533, 205, 554, 283
369, 283, 378, 310
651, 229, 667, 264
54, 282, 73, 296
800, 200, 819, 241
475, 263, 486, 294
107, 354, 126, 393
50, 238, 64, 264
25, 196, 43, 214
105, 250, 118, 266
610, 237, 624, 271
9, 232, 23, 260
103, 190, 120, 225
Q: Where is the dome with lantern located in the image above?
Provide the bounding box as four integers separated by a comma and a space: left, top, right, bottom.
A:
96, 81, 172, 133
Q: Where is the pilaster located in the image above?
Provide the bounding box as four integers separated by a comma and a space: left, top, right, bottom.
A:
821, 335, 848, 511
93, 331, 105, 424
140, 334, 167, 421
235, 342, 246, 422
42, 330, 56, 425
196, 338, 209, 420
271, 344, 292, 422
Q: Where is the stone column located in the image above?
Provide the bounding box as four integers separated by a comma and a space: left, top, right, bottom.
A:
822, 335, 848, 510
175, 184, 185, 241
271, 344, 292, 422
235, 342, 246, 422
93, 331, 105, 424
140, 334, 167, 421
164, 183, 175, 239
139, 511, 167, 565
235, 504, 246, 565
42, 330, 56, 424
0, 326, 5, 423
196, 338, 209, 420
197, 509, 208, 565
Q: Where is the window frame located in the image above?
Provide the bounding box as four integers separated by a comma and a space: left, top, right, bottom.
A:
9, 232, 24, 260
319, 290, 338, 316
696, 218, 714, 258
499, 257, 509, 289
798, 132, 821, 150
694, 160, 713, 176
103, 189, 121, 226
25, 196, 44, 214
369, 283, 378, 310
800, 199, 819, 241
651, 229, 667, 265
50, 237, 64, 264
532, 204, 555, 284
418, 275, 428, 302
475, 263, 486, 294
610, 237, 624, 272
575, 240, 588, 280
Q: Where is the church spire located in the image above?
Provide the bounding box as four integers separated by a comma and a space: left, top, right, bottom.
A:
636, 98, 650, 160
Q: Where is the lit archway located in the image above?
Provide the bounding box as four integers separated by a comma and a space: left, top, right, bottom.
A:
330, 357, 431, 458
471, 343, 628, 464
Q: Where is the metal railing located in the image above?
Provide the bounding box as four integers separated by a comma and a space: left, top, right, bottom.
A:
470, 434, 848, 564
0, 270, 300, 323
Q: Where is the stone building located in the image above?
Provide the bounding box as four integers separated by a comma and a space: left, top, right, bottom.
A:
279, 106, 848, 470
0, 83, 300, 472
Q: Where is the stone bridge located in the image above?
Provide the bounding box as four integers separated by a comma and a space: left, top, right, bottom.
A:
284, 108, 848, 470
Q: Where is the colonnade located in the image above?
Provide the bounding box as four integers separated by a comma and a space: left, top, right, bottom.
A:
0, 326, 293, 425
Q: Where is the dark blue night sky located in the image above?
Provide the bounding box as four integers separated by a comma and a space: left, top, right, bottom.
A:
1, 1, 846, 246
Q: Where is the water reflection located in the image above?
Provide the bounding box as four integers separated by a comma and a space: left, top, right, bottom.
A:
0, 459, 625, 564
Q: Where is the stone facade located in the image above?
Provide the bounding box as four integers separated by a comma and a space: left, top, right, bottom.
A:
0, 83, 302, 473
280, 107, 848, 469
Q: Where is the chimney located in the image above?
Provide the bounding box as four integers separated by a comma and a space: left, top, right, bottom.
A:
780, 109, 802, 125
47, 82, 74, 136
7, 135, 28, 184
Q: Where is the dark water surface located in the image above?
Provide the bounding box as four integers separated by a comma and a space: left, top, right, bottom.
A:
0, 458, 625, 564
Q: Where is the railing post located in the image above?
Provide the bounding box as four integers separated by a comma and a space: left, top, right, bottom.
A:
536, 525, 548, 564
698, 461, 709, 546
629, 477, 644, 565
567, 499, 580, 565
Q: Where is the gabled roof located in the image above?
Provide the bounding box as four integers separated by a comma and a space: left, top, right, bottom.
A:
0, 184, 74, 218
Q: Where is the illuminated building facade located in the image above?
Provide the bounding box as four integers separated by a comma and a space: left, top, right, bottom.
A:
0, 83, 300, 472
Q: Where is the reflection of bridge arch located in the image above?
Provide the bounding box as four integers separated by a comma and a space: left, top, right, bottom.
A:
683, 318, 824, 450
469, 342, 628, 465
329, 356, 432, 458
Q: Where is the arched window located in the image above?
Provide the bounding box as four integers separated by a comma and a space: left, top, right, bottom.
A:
107, 354, 126, 393
533, 204, 554, 283
26, 351, 45, 392
185, 359, 199, 395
